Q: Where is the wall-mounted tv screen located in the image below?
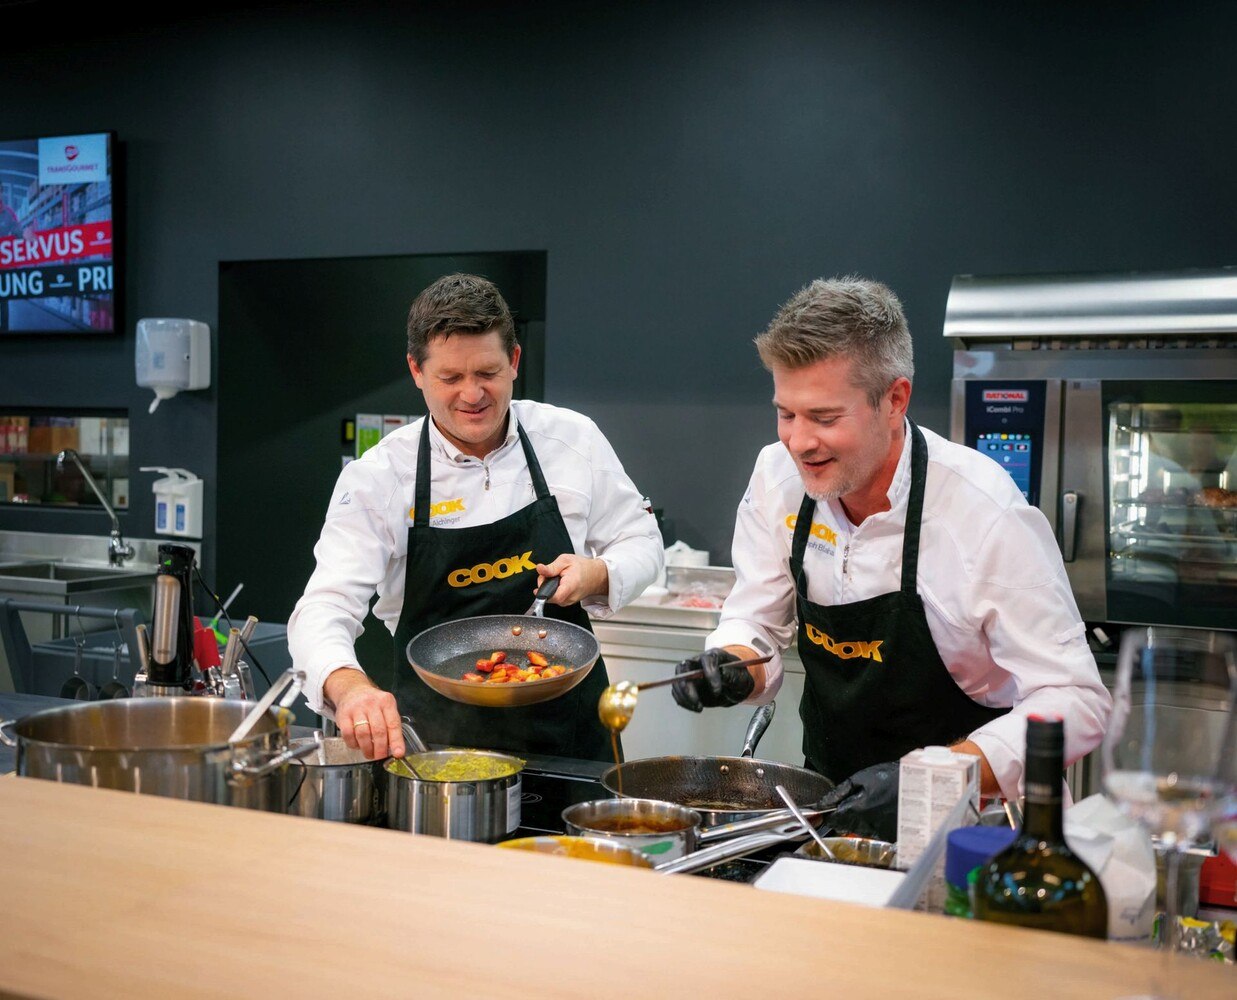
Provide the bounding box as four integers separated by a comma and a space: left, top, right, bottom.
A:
0, 131, 117, 335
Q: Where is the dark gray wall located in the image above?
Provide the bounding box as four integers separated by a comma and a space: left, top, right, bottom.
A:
2, 0, 1235, 582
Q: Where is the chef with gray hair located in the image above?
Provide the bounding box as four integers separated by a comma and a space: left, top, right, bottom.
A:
672, 276, 1111, 840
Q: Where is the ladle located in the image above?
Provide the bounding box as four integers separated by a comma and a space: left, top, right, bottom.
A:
597, 655, 774, 732
775, 783, 836, 860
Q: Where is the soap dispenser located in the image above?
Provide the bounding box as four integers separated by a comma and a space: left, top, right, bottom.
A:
141, 467, 203, 538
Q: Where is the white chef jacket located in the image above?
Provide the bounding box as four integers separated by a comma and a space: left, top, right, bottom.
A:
707, 421, 1111, 801
288, 400, 664, 714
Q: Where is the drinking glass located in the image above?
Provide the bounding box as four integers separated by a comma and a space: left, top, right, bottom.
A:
1101, 625, 1236, 972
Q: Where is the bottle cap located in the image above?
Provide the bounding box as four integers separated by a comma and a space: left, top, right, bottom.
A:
945, 825, 1018, 889
1026, 716, 1064, 755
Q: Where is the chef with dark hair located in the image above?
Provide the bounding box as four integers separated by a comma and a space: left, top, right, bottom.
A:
289, 273, 663, 761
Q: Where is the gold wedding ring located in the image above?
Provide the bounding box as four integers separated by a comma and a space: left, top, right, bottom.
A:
353, 719, 371, 728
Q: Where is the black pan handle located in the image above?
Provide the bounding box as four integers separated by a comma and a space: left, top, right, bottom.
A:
524, 575, 560, 616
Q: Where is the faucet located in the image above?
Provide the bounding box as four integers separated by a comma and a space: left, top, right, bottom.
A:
56, 448, 136, 566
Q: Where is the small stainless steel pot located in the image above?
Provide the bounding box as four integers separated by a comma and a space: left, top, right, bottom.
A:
385, 750, 523, 843
0, 697, 310, 812
562, 798, 702, 862
796, 837, 898, 869
287, 736, 387, 824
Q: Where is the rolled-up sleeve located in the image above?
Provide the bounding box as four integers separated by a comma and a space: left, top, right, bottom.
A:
963, 505, 1112, 801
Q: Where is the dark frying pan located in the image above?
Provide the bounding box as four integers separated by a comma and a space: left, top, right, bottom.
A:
600, 704, 834, 828
405, 578, 600, 708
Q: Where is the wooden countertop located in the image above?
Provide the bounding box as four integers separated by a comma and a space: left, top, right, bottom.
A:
0, 777, 1230, 999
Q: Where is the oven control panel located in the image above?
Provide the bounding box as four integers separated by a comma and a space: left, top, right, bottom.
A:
962, 381, 1047, 507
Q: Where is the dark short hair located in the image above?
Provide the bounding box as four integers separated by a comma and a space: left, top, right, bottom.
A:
754, 275, 914, 407
406, 273, 517, 364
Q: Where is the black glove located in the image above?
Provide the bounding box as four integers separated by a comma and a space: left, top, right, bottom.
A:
815, 760, 900, 844
671, 648, 754, 712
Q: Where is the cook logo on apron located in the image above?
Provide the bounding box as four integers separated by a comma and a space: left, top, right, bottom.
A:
446, 550, 537, 588
803, 624, 884, 662
392, 416, 615, 762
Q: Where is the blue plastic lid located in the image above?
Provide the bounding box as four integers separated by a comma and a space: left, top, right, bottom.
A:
945, 825, 1018, 889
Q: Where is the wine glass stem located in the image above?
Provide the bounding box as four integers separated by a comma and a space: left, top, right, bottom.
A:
1159, 847, 1182, 998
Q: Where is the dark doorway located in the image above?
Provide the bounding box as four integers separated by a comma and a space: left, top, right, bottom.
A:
216, 251, 547, 648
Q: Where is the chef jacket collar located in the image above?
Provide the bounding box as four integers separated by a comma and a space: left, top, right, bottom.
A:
825, 418, 914, 528
425, 407, 520, 464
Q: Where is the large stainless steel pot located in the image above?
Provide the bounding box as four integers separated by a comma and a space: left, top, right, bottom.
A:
385, 750, 523, 843
0, 698, 307, 812
288, 736, 387, 824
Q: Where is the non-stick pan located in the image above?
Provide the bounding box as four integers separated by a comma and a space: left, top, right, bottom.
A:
406, 578, 600, 709
599, 704, 835, 828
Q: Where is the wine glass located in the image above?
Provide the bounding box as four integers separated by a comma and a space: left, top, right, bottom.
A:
1101, 625, 1236, 971
1211, 684, 1237, 902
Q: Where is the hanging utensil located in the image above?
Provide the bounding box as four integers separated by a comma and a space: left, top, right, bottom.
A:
98, 611, 130, 699
58, 635, 95, 701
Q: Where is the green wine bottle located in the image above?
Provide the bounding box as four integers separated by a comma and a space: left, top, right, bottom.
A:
972, 718, 1108, 939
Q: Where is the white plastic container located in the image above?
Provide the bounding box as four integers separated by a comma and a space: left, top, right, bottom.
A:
141, 467, 203, 539
135, 318, 211, 414
896, 746, 980, 911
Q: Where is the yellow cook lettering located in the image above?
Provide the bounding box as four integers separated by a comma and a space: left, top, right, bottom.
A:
447, 550, 537, 588
409, 498, 466, 520
804, 623, 884, 662
785, 513, 838, 547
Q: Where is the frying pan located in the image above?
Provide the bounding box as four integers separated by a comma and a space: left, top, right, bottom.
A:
406, 578, 600, 709
599, 704, 834, 828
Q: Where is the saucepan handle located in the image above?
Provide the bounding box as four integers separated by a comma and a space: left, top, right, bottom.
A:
656, 821, 807, 875
0, 718, 15, 748
232, 739, 319, 780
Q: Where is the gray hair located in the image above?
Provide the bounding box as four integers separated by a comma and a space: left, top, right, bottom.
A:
754, 275, 914, 407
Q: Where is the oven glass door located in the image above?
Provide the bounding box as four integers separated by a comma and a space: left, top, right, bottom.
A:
1105, 380, 1237, 629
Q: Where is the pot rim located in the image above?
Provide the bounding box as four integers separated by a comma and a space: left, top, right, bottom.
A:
562, 797, 702, 836
288, 736, 388, 769
11, 700, 291, 755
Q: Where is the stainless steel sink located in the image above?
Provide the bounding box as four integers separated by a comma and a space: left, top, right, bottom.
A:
0, 561, 157, 597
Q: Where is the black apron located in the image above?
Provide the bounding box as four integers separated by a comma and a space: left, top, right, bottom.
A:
790, 421, 1008, 783
391, 417, 615, 761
